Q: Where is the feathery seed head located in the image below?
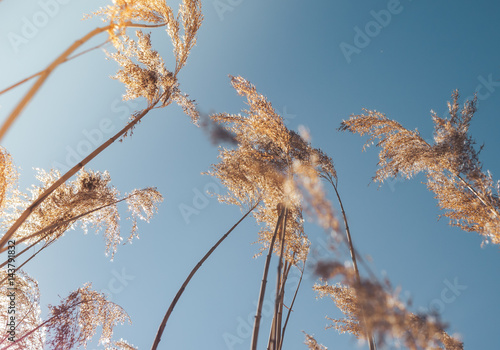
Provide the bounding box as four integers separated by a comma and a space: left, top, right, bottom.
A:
46, 283, 130, 349
314, 273, 463, 350
341, 91, 500, 245
208, 76, 338, 262
0, 168, 162, 260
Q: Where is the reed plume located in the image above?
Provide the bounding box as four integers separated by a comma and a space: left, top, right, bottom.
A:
303, 331, 328, 350
0, 148, 17, 215
208, 76, 338, 261
0, 168, 162, 260
2, 282, 131, 349
207, 76, 339, 350
340, 91, 500, 245
314, 270, 463, 350
0, 270, 44, 349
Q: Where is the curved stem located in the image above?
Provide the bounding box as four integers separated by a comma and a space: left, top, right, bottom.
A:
279, 257, 306, 350
330, 179, 376, 350
0, 25, 112, 141
0, 40, 110, 96
331, 181, 360, 278
150, 201, 259, 350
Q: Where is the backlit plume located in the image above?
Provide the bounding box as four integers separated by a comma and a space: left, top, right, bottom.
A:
208, 76, 338, 262
108, 31, 176, 106
91, 0, 202, 68
0, 270, 44, 349
340, 91, 500, 245
45, 283, 130, 349
0, 147, 17, 214
0, 168, 162, 259
100, 0, 202, 125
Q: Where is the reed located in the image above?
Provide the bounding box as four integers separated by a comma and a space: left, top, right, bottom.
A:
0, 1, 481, 349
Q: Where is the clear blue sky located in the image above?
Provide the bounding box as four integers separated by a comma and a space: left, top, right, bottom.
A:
1, 0, 500, 349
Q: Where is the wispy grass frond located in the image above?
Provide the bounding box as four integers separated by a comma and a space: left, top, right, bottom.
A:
303, 331, 327, 350
314, 268, 463, 350
208, 76, 337, 262
0, 169, 162, 259
44, 283, 130, 349
0, 270, 44, 349
0, 147, 19, 214
108, 31, 176, 105
341, 91, 500, 245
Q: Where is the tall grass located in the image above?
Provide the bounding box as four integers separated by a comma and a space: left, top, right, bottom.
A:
0, 1, 488, 349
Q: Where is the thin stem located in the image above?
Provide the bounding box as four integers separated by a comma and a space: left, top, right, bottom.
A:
329, 178, 376, 350
0, 233, 45, 269
331, 181, 360, 278
267, 259, 293, 350
275, 263, 288, 348
269, 266, 288, 350
150, 201, 259, 350
250, 205, 285, 350
279, 258, 306, 350
18, 241, 51, 270
0, 25, 111, 141
270, 207, 288, 349
0, 192, 134, 255
0, 194, 139, 288
0, 241, 52, 286
455, 172, 500, 220
0, 241, 49, 285
0, 71, 41, 96
0, 40, 110, 96
127, 22, 167, 29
